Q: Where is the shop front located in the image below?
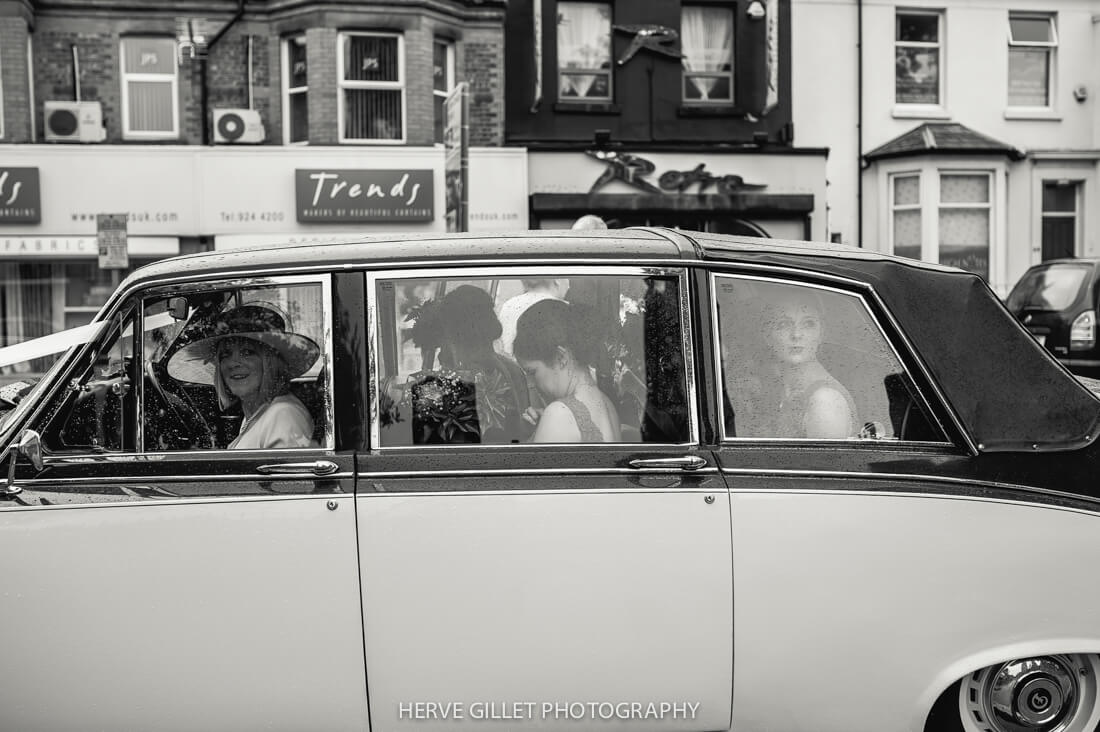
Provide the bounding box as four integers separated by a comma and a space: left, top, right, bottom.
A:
0, 145, 529, 362
527, 149, 828, 241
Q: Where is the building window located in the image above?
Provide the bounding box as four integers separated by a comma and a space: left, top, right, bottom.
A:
339, 32, 404, 143
939, 173, 991, 279
283, 35, 308, 144
681, 5, 734, 103
1041, 181, 1078, 260
557, 2, 612, 101
433, 39, 455, 144
120, 37, 179, 138
895, 10, 942, 106
890, 173, 922, 261
885, 169, 996, 282
1007, 14, 1056, 108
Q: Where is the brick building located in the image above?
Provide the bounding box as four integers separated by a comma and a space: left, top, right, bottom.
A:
0, 0, 520, 344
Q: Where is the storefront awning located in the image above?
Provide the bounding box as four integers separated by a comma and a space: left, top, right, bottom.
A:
530, 192, 814, 216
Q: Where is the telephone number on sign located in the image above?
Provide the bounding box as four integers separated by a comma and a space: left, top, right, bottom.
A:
220, 211, 286, 223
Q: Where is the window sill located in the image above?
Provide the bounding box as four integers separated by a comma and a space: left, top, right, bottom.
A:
678, 104, 743, 118
1004, 108, 1062, 121
553, 102, 621, 115
892, 105, 951, 120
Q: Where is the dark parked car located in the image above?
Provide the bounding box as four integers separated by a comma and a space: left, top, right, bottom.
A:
1006, 258, 1100, 377
2, 230, 1100, 732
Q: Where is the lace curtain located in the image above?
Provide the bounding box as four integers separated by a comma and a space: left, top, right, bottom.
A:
558, 2, 611, 98
682, 6, 733, 100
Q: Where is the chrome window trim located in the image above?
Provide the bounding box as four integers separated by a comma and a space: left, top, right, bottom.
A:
709, 271, 957, 448
13, 472, 353, 486
367, 265, 698, 451
0, 491, 347, 512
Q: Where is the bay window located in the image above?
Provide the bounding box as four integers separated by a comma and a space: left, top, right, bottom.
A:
120, 37, 178, 138
887, 169, 995, 281
890, 174, 922, 262
339, 32, 404, 143
557, 2, 612, 101
682, 5, 735, 103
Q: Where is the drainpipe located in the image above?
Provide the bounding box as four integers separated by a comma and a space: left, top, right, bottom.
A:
200, 0, 246, 145
856, 0, 864, 247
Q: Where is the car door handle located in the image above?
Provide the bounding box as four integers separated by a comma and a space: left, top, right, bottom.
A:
256, 460, 339, 476
628, 455, 708, 471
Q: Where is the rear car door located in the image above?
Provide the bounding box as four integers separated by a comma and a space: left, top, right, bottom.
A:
357, 265, 732, 732
0, 274, 367, 732
705, 267, 970, 731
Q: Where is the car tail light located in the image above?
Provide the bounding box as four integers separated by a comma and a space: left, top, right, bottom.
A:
1070, 310, 1096, 350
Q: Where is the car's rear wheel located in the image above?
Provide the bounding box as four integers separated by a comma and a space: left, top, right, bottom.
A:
954, 654, 1100, 732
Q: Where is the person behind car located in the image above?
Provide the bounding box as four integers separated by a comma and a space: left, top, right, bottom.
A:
167, 304, 320, 449
496, 278, 569, 358
513, 299, 621, 443
748, 289, 857, 439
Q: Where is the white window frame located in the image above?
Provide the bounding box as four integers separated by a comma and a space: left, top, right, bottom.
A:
337, 31, 406, 145
894, 9, 945, 115
433, 39, 455, 145
937, 171, 993, 277
1040, 179, 1080, 259
119, 37, 179, 139
1006, 12, 1057, 111
681, 4, 735, 104
282, 34, 309, 145
557, 1, 613, 103
888, 171, 923, 260
878, 162, 1009, 291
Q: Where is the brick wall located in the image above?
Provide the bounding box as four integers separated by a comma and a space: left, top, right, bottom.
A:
0, 12, 31, 141
13, 2, 506, 148
462, 27, 505, 147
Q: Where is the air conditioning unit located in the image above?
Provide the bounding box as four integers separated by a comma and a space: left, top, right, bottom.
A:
44, 101, 106, 143
213, 108, 266, 144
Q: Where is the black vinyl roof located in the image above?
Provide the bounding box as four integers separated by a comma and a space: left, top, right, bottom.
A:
120, 227, 1100, 453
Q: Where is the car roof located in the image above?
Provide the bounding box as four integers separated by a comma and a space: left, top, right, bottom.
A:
114, 227, 1100, 454
122, 227, 974, 289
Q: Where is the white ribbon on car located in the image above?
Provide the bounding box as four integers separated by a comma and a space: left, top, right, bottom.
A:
0, 321, 107, 369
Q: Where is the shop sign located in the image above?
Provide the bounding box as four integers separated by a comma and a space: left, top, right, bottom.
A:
0, 236, 178, 258
0, 168, 41, 224
587, 150, 766, 195
295, 169, 434, 223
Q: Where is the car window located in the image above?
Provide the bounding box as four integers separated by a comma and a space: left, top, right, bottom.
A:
1006, 263, 1092, 312
713, 274, 946, 443
373, 270, 691, 446
140, 280, 331, 452
43, 305, 137, 453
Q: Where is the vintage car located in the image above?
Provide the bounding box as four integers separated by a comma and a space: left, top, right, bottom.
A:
2, 229, 1099, 732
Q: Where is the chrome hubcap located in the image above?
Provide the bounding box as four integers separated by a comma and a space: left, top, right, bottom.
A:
989, 658, 1075, 730
961, 655, 1100, 732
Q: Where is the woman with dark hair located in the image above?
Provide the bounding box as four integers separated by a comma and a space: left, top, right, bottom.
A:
426, 285, 531, 444
513, 299, 621, 443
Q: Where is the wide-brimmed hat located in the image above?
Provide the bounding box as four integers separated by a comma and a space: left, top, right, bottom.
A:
166, 304, 320, 385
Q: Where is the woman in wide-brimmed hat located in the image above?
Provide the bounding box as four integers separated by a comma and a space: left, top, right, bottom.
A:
167, 304, 320, 449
